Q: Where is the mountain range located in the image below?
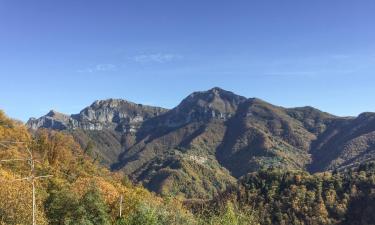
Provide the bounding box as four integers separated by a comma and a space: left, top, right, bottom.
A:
27, 87, 375, 198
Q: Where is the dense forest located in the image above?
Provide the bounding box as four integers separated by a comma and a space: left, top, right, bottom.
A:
1, 110, 374, 225
193, 165, 375, 225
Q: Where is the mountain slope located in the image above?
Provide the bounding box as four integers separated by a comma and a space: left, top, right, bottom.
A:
308, 112, 375, 172
216, 98, 336, 177
111, 88, 245, 197
27, 87, 375, 198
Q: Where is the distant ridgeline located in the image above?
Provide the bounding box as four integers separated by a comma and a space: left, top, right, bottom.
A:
28, 87, 375, 198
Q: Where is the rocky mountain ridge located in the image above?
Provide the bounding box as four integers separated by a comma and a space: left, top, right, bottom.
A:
28, 98, 167, 133
27, 87, 375, 198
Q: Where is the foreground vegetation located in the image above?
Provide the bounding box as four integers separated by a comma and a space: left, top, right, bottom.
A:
1, 110, 374, 224
194, 164, 375, 225
0, 111, 196, 225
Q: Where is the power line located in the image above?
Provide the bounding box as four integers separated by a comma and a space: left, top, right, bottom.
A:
0, 141, 52, 225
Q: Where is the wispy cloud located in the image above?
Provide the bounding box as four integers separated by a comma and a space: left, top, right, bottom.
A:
133, 53, 182, 63
263, 71, 317, 77
264, 69, 356, 77
77, 64, 116, 73
328, 54, 352, 60
261, 52, 374, 77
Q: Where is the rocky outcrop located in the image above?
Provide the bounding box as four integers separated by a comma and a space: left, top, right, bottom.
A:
27, 110, 74, 130
27, 99, 168, 134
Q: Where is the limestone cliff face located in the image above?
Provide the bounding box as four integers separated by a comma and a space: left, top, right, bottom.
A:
27, 99, 167, 134
27, 110, 74, 130
174, 87, 247, 121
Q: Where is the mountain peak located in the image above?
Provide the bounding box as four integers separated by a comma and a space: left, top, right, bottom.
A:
185, 87, 246, 105
45, 110, 70, 121
163, 87, 248, 123
209, 86, 226, 94
46, 110, 57, 117
46, 109, 61, 116
90, 98, 135, 108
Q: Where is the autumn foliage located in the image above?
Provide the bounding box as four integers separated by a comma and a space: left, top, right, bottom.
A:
0, 111, 195, 225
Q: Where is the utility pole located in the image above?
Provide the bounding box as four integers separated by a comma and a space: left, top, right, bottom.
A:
0, 141, 52, 225
119, 194, 123, 217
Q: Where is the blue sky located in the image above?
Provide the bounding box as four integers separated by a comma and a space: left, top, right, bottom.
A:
0, 0, 374, 121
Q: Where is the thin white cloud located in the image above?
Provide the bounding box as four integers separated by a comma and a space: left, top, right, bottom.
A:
261, 52, 373, 77
264, 69, 356, 77
263, 71, 317, 77
77, 64, 116, 73
133, 53, 182, 63
328, 54, 352, 60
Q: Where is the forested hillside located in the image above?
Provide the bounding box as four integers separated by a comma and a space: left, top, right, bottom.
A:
192, 165, 375, 225
0, 110, 195, 225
